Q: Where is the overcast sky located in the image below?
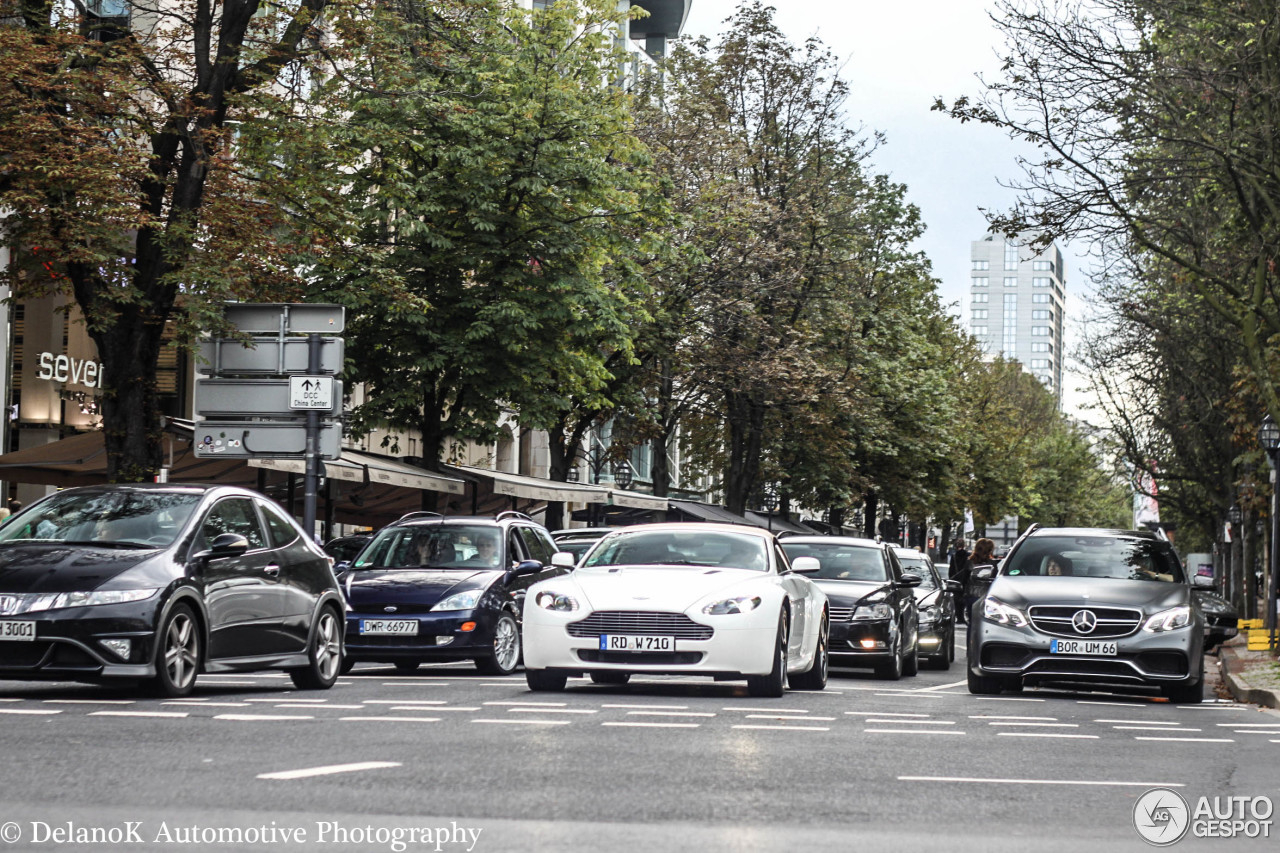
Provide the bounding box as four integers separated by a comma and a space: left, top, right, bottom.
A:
677, 0, 1097, 414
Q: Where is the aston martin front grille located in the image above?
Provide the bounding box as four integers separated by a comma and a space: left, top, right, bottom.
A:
567, 611, 713, 640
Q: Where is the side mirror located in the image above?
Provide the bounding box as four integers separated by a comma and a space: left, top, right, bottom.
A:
1191, 574, 1214, 589
192, 532, 249, 565
974, 566, 997, 582
790, 556, 820, 575
551, 552, 577, 570
945, 579, 963, 594
507, 560, 543, 580
897, 572, 923, 588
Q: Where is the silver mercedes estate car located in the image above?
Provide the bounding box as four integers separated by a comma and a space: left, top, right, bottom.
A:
967, 527, 1207, 703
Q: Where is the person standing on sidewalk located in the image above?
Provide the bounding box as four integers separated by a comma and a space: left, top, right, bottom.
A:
950, 539, 971, 622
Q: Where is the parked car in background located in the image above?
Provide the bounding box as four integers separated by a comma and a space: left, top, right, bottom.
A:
779, 536, 921, 680
968, 526, 1207, 702
550, 527, 615, 564
0, 484, 345, 696
524, 523, 829, 696
339, 511, 565, 676
894, 547, 960, 669
324, 533, 372, 564
1193, 588, 1239, 650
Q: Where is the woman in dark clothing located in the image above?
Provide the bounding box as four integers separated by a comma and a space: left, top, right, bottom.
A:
963, 538, 997, 621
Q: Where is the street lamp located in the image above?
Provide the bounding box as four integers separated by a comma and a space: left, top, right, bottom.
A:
1258, 414, 1280, 650
762, 483, 780, 533
611, 459, 634, 492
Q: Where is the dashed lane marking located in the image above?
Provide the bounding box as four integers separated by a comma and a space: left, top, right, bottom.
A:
602, 722, 700, 729
1113, 726, 1202, 732
746, 714, 836, 721
258, 761, 401, 780
912, 680, 968, 692
732, 724, 830, 732
1216, 723, 1280, 728
275, 704, 367, 710
390, 706, 480, 712
162, 702, 251, 708
987, 722, 1080, 728
1133, 736, 1236, 743
844, 711, 932, 718
863, 728, 965, 735
996, 732, 1098, 739
900, 776, 1185, 787
723, 707, 810, 713
968, 715, 1057, 720
1093, 719, 1181, 725
0, 708, 62, 715
43, 699, 135, 705
212, 714, 314, 721
339, 717, 440, 723
862, 719, 955, 725
483, 701, 568, 707
470, 719, 571, 726
89, 711, 188, 719
362, 700, 448, 705
626, 711, 715, 718
509, 708, 597, 715
601, 704, 689, 710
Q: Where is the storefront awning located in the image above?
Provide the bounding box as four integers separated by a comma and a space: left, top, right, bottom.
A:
451, 465, 610, 505
250, 453, 465, 495
668, 499, 755, 526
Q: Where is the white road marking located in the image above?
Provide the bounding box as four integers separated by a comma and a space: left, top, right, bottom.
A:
380, 683, 448, 687
723, 707, 810, 713
212, 714, 314, 721
602, 722, 700, 729
844, 711, 932, 718
1113, 726, 1202, 732
1229, 730, 1280, 735
601, 704, 689, 710
0, 708, 62, 715
969, 715, 1057, 721
483, 701, 568, 707
863, 719, 955, 725
258, 761, 401, 780
732, 724, 830, 732
900, 776, 1185, 787
89, 711, 187, 719
0, 698, 23, 703
43, 699, 135, 705
1094, 719, 1181, 725
626, 711, 715, 718
975, 697, 1046, 702
871, 692, 962, 699
390, 706, 480, 712
988, 722, 1080, 728
162, 702, 250, 708
470, 719, 571, 726
1133, 736, 1235, 743
363, 700, 448, 705
1216, 723, 1280, 728
746, 714, 837, 721
275, 703, 367, 710
1175, 705, 1249, 710
244, 697, 327, 703
913, 680, 968, 692
996, 732, 1098, 739
509, 707, 598, 715
1076, 700, 1152, 707
791, 690, 842, 694
339, 716, 440, 723
187, 680, 258, 685
863, 728, 965, 735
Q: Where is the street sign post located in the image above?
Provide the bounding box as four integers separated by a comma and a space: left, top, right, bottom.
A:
194, 304, 346, 539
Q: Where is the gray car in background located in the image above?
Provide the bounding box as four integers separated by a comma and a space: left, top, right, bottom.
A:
967, 527, 1207, 703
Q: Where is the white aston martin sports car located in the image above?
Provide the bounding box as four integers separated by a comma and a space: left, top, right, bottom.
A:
522, 523, 829, 697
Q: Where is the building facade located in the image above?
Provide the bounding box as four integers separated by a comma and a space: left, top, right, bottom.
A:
968, 234, 1066, 402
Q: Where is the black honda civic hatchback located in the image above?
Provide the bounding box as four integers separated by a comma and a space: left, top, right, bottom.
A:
0, 484, 345, 696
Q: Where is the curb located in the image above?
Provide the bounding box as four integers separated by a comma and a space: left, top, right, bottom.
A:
1218, 645, 1280, 710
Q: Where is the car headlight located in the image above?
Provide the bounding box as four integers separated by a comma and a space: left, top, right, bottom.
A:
431, 589, 483, 612
918, 606, 939, 625
21, 589, 159, 613
535, 591, 579, 612
982, 597, 1029, 628
702, 596, 762, 615
852, 602, 893, 620
1143, 606, 1191, 632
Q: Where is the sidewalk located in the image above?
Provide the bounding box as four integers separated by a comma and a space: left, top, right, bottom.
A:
1216, 630, 1280, 709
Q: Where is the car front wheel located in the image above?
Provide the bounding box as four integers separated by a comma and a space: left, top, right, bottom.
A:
788, 618, 828, 691
747, 609, 789, 698
476, 613, 521, 676
289, 607, 343, 690
526, 668, 568, 692
149, 603, 201, 698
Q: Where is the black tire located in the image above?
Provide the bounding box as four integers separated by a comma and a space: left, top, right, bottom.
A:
1162, 657, 1204, 704
289, 606, 343, 690
475, 613, 521, 676
902, 630, 920, 677
394, 661, 420, 673
948, 628, 956, 663
967, 667, 1004, 695
340, 658, 356, 675
1003, 677, 1024, 693
788, 618, 828, 691
526, 668, 568, 692
149, 603, 201, 698
873, 632, 903, 680
590, 671, 631, 685
747, 609, 789, 698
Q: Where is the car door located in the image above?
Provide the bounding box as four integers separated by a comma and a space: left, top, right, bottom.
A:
194, 497, 288, 659
774, 543, 809, 663
257, 499, 324, 653
886, 550, 917, 651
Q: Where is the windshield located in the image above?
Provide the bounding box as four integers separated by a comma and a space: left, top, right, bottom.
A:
584, 530, 768, 572
780, 543, 887, 582
353, 525, 503, 570
897, 555, 939, 590
1003, 535, 1186, 583
0, 490, 202, 548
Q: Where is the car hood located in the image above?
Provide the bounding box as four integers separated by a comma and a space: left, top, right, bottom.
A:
912, 586, 942, 607
989, 576, 1191, 611
0, 543, 163, 593
568, 566, 766, 611
344, 569, 498, 606
813, 579, 890, 606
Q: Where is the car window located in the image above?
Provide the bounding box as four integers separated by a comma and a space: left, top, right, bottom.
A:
886, 549, 904, 581
1003, 535, 1186, 583
507, 530, 525, 566
199, 498, 266, 550
517, 527, 555, 564
259, 502, 300, 548
583, 530, 768, 571
898, 557, 939, 590
0, 490, 201, 547
780, 543, 888, 581
355, 525, 502, 569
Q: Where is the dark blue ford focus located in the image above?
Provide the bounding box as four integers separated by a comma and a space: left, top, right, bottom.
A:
339, 512, 567, 675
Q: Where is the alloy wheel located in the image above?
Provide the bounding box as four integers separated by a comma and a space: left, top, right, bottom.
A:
164, 612, 199, 690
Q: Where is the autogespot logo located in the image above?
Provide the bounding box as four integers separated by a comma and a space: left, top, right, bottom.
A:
1134, 788, 1191, 846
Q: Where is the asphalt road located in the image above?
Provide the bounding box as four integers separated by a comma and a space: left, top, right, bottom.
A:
0, 639, 1277, 853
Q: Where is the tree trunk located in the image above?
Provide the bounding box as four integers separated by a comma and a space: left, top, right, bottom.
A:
650, 431, 670, 498
91, 304, 166, 481
723, 389, 766, 516
828, 506, 844, 533
863, 492, 878, 539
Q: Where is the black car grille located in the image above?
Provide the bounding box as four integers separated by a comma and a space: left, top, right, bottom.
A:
349, 603, 439, 615
349, 635, 442, 648
1136, 651, 1189, 677
567, 612, 713, 640
981, 643, 1032, 669
577, 649, 704, 665
0, 641, 52, 668
829, 607, 855, 622
1028, 606, 1142, 638
1025, 658, 1140, 679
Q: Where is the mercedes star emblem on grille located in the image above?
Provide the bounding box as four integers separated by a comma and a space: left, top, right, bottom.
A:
1072, 609, 1098, 634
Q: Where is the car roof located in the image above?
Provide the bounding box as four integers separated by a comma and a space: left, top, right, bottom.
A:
779, 536, 884, 548
551, 528, 614, 539
1025, 527, 1160, 541
601, 522, 773, 539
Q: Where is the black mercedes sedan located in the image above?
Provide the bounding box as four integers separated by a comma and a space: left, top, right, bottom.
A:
894, 547, 961, 670
340, 512, 566, 675
780, 536, 921, 680
0, 484, 345, 696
